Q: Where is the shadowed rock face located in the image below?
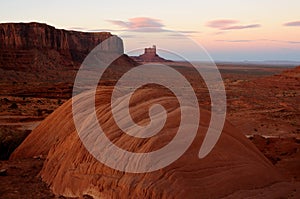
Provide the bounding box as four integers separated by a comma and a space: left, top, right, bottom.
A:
11, 86, 284, 199
0, 22, 123, 70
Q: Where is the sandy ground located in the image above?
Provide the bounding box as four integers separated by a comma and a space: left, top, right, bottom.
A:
0, 64, 299, 198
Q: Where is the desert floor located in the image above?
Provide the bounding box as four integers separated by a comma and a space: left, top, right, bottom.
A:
0, 63, 299, 198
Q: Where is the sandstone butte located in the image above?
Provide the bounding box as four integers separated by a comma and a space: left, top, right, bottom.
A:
5, 22, 300, 198
0, 22, 123, 71
131, 45, 170, 63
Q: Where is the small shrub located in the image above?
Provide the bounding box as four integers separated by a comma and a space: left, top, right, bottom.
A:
37, 109, 43, 116
9, 102, 18, 109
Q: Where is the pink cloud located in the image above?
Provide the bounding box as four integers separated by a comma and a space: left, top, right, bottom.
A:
206, 19, 238, 29
107, 17, 199, 34
206, 19, 261, 30
108, 17, 164, 30
284, 21, 300, 27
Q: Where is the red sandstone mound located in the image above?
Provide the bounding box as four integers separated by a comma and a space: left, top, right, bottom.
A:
11, 87, 294, 198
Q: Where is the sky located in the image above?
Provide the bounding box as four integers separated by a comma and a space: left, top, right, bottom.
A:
1, 0, 300, 62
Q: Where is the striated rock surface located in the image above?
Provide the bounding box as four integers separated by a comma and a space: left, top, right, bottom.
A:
0, 22, 123, 71
11, 86, 288, 199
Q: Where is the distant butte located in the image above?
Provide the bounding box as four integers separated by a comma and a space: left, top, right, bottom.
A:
131, 45, 172, 63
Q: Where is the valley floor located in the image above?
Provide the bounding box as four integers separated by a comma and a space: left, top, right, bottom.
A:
0, 64, 299, 198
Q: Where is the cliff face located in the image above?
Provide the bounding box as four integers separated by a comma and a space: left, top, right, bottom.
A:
0, 22, 124, 70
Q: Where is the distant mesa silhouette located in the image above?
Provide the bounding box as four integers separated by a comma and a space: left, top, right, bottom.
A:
131, 45, 172, 63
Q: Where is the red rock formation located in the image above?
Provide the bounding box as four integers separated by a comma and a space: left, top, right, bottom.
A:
281, 65, 300, 78
0, 22, 123, 70
11, 86, 288, 198
131, 45, 170, 62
